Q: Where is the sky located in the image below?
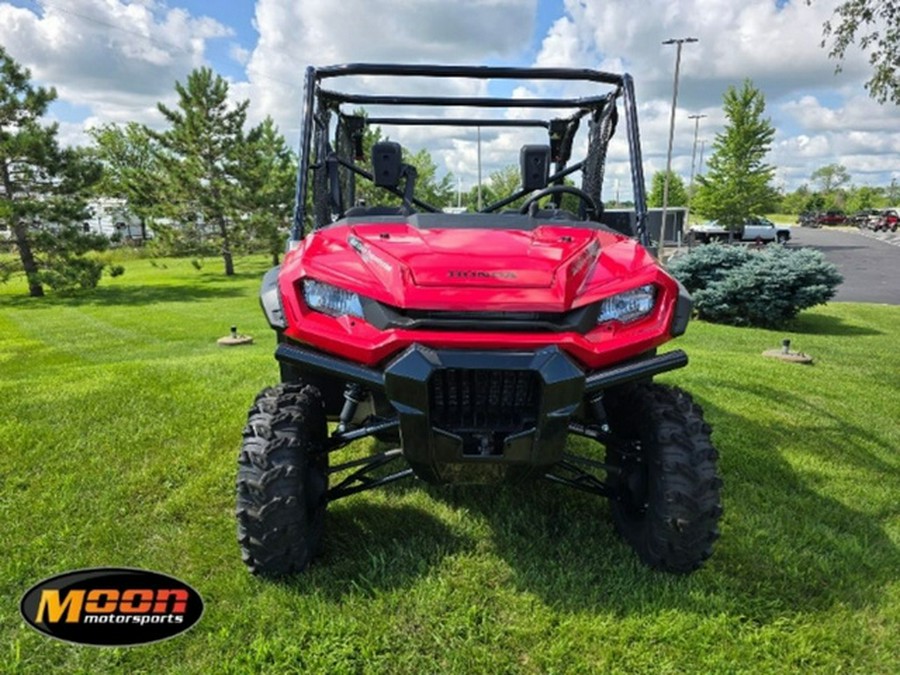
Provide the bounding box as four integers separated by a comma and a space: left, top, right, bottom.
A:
1, 0, 898, 203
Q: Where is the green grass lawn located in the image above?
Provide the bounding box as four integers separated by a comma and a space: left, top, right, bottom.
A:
1, 256, 898, 673
764, 213, 799, 225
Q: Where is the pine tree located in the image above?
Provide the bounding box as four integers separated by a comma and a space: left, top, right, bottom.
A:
243, 116, 297, 265
692, 80, 778, 232
153, 68, 249, 276
0, 46, 103, 297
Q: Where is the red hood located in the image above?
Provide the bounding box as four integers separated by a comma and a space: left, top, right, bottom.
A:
287, 221, 659, 312
353, 223, 590, 288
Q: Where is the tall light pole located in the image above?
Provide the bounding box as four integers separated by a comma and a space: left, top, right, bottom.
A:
698, 139, 706, 176
686, 113, 707, 227
659, 36, 698, 256
687, 113, 707, 190
476, 125, 483, 211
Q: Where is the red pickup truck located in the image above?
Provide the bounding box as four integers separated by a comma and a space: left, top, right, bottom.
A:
815, 210, 847, 226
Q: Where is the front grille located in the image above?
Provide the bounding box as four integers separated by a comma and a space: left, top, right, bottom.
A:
394, 308, 579, 332
429, 369, 541, 448
364, 301, 598, 333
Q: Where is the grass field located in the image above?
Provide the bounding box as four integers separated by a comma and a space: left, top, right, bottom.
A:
763, 213, 799, 225
1, 256, 899, 673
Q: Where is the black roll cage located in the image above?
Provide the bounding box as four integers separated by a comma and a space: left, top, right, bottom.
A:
291, 63, 650, 247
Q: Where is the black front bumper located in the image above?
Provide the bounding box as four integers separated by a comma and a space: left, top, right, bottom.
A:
383, 345, 583, 482
275, 342, 687, 483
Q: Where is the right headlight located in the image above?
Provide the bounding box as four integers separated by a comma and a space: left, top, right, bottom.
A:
302, 279, 365, 319
597, 284, 657, 325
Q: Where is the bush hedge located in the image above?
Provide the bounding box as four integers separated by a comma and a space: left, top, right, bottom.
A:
667, 243, 843, 327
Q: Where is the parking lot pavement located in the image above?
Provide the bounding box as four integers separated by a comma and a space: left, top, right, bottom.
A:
788, 226, 898, 305
854, 227, 900, 248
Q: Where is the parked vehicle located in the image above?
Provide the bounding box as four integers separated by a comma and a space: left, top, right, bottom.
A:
798, 211, 818, 227
815, 210, 847, 226
850, 209, 881, 228
236, 63, 722, 578
873, 208, 899, 232
690, 216, 790, 244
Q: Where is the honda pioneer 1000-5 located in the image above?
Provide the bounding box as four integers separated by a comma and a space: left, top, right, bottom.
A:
236, 64, 722, 576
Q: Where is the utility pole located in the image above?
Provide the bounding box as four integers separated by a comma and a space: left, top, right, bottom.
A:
688, 113, 707, 191
659, 37, 698, 257
698, 139, 706, 176
477, 125, 483, 211
686, 113, 707, 228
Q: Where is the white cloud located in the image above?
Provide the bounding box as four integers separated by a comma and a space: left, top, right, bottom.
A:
781, 94, 899, 134
229, 43, 251, 66
521, 0, 899, 194
2, 0, 898, 199
535, 17, 587, 68
49, 119, 95, 150
242, 0, 537, 137
545, 0, 871, 100
770, 93, 900, 187
0, 0, 233, 138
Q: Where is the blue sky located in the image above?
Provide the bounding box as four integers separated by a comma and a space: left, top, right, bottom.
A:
1, 0, 897, 197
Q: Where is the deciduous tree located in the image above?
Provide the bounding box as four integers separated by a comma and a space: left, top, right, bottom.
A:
844, 185, 883, 212
351, 122, 455, 212
648, 170, 688, 208
478, 165, 521, 210
811, 163, 851, 193
692, 80, 778, 230
405, 148, 454, 209
89, 122, 162, 243
813, 0, 900, 105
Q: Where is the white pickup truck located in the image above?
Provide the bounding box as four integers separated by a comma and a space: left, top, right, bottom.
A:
690, 216, 791, 244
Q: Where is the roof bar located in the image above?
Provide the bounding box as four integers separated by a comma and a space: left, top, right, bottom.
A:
320, 90, 610, 109
365, 117, 550, 128
315, 63, 624, 87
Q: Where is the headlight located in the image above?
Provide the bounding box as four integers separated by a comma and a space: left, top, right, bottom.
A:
598, 284, 656, 324
302, 279, 365, 318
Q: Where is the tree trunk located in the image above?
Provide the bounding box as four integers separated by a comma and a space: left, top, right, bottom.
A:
223, 249, 234, 276
1, 163, 43, 297
218, 215, 234, 276
139, 217, 147, 246
12, 220, 44, 297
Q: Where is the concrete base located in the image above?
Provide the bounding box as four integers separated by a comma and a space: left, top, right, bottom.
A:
762, 349, 813, 364
217, 335, 254, 347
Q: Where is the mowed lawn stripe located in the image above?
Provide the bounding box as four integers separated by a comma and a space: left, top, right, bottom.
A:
1, 256, 898, 673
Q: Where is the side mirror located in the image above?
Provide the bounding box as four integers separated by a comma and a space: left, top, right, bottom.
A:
520, 145, 551, 192
372, 141, 403, 188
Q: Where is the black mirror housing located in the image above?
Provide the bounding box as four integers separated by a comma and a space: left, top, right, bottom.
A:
520, 145, 551, 191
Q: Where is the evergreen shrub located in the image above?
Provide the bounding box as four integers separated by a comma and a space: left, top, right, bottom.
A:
667, 243, 843, 327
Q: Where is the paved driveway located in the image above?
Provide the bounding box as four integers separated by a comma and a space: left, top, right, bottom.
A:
788, 227, 898, 305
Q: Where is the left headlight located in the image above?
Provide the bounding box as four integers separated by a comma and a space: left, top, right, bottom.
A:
597, 284, 656, 325
302, 279, 365, 319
